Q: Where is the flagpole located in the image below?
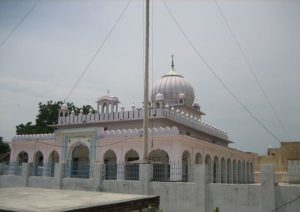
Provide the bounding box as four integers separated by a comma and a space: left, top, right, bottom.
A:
143, 0, 150, 162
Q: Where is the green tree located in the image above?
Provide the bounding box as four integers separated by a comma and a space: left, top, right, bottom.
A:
16, 101, 95, 135
0, 137, 10, 154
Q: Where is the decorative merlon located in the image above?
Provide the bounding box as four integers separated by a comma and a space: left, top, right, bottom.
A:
103, 126, 179, 138
12, 133, 55, 142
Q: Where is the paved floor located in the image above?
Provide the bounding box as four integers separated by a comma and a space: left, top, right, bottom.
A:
0, 187, 156, 212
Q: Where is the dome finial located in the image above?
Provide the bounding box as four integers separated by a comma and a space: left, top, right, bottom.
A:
171, 54, 175, 70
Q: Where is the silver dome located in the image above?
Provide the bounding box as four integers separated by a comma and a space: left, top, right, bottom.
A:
151, 69, 195, 106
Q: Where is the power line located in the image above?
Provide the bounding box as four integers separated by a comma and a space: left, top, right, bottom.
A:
214, 0, 292, 141
0, 0, 41, 49
161, 0, 282, 144
64, 0, 133, 102
271, 195, 300, 212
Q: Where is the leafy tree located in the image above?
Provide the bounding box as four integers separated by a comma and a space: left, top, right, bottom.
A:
0, 137, 10, 154
16, 101, 96, 135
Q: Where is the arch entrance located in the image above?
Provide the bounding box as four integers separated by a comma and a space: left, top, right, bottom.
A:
182, 151, 191, 182
149, 149, 170, 181
17, 151, 28, 164
124, 150, 139, 180
48, 151, 59, 177
104, 150, 117, 180
71, 145, 90, 178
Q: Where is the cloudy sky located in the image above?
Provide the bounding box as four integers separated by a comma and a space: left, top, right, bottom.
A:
0, 0, 299, 154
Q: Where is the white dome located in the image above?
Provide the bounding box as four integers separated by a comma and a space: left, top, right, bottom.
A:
60, 103, 68, 111
151, 69, 195, 106
155, 92, 164, 101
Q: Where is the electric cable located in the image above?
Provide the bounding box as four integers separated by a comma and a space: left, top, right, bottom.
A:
0, 0, 41, 48
161, 0, 281, 144
64, 0, 132, 102
271, 195, 300, 212
214, 0, 292, 141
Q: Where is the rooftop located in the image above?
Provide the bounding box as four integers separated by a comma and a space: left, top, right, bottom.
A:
0, 187, 159, 212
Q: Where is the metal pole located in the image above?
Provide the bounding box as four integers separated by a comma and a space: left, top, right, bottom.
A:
143, 0, 150, 162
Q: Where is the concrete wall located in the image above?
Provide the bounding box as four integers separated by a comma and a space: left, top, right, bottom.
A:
208, 184, 261, 212
28, 176, 57, 189
0, 175, 24, 187
102, 180, 143, 194
152, 182, 196, 212
275, 185, 300, 212
1, 164, 300, 212
62, 178, 95, 191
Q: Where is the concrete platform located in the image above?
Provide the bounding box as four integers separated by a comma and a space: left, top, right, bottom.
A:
0, 187, 159, 212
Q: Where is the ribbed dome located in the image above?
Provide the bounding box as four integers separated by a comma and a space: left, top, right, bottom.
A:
151, 69, 195, 106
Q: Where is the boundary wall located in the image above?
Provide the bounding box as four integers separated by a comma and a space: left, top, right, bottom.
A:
0, 164, 300, 212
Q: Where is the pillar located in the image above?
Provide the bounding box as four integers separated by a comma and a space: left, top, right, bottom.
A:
139, 164, 151, 195
21, 163, 30, 187
54, 163, 64, 189
261, 164, 275, 212
93, 163, 104, 191
194, 164, 208, 212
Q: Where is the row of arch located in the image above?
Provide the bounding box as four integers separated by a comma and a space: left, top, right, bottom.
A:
103, 149, 254, 183
15, 146, 254, 183
16, 150, 59, 166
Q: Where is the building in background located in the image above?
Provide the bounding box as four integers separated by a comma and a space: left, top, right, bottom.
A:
255, 141, 300, 183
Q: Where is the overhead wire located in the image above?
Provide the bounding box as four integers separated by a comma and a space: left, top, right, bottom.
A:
161, 0, 282, 144
214, 0, 292, 141
64, 0, 133, 102
0, 0, 41, 49
271, 195, 300, 212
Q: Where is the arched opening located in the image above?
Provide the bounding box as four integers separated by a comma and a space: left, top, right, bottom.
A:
31, 151, 44, 176
124, 150, 139, 180
246, 162, 250, 183
242, 161, 246, 183
17, 151, 28, 164
195, 153, 202, 164
182, 151, 191, 182
227, 158, 232, 183
71, 144, 90, 178
233, 160, 237, 183
104, 149, 117, 180
102, 103, 107, 113
149, 149, 170, 181
250, 162, 253, 183
213, 156, 219, 183
221, 157, 226, 183
205, 154, 212, 182
149, 149, 169, 163
34, 151, 44, 166
48, 151, 59, 177
49, 151, 59, 164
125, 150, 139, 162
238, 161, 242, 183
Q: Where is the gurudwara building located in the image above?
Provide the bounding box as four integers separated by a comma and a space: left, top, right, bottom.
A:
9, 62, 256, 183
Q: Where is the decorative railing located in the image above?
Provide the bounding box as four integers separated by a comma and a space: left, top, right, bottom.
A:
30, 163, 55, 177
103, 164, 139, 181
58, 108, 228, 140
0, 161, 22, 176
63, 161, 92, 179
151, 163, 194, 182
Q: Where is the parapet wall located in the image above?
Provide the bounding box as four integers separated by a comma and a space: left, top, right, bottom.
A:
57, 108, 228, 140
12, 133, 54, 142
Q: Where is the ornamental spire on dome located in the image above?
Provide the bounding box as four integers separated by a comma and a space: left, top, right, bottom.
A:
171, 54, 175, 70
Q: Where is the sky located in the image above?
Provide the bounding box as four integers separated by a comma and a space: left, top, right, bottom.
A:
0, 0, 299, 155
